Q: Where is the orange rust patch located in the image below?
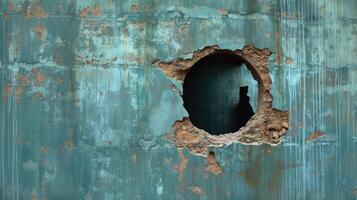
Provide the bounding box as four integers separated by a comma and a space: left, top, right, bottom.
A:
33, 25, 46, 42
188, 186, 205, 195
173, 149, 188, 181
206, 152, 222, 175
31, 69, 45, 84
80, 5, 102, 17
305, 131, 326, 142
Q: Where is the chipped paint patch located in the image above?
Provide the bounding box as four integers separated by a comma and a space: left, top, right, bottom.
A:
188, 186, 205, 195
25, 4, 47, 18
80, 5, 102, 17
305, 131, 326, 142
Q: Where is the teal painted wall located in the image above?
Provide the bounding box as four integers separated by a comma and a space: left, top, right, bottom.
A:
1, 0, 357, 199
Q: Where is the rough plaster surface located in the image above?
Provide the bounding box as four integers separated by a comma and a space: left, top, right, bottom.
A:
1, 0, 357, 199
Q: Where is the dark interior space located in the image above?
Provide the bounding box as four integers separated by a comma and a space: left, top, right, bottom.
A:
183, 52, 255, 135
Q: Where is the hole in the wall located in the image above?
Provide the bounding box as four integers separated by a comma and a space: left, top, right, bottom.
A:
183, 51, 258, 135
153, 45, 290, 157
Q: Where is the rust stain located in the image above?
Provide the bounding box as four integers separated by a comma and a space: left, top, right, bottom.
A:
91, 5, 102, 16
239, 155, 262, 188
31, 69, 45, 84
3, 12, 10, 21
206, 152, 222, 175
268, 160, 284, 192
275, 32, 282, 65
33, 25, 46, 42
40, 147, 49, 153
25, 4, 47, 18
305, 131, 326, 142
8, 3, 14, 12
33, 5, 47, 18
55, 78, 64, 85
19, 75, 30, 86
218, 8, 228, 16
31, 192, 37, 200
80, 7, 91, 17
15, 87, 24, 101
131, 4, 139, 12
2, 81, 12, 101
65, 140, 74, 151
32, 92, 44, 100
173, 149, 188, 181
188, 186, 205, 196
80, 5, 102, 17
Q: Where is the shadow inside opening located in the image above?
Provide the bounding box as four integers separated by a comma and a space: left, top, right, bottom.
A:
183, 52, 257, 135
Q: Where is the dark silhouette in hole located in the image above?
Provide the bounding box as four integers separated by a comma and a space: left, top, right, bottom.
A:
235, 86, 255, 129
183, 51, 256, 135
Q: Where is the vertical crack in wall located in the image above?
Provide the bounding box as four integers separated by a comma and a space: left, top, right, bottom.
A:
153, 45, 290, 157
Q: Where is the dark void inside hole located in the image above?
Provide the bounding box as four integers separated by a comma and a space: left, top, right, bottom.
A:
183, 52, 256, 135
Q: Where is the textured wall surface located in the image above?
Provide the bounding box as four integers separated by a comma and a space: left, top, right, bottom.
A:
1, 0, 357, 199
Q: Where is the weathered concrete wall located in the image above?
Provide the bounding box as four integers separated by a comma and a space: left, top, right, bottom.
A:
1, 0, 357, 199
